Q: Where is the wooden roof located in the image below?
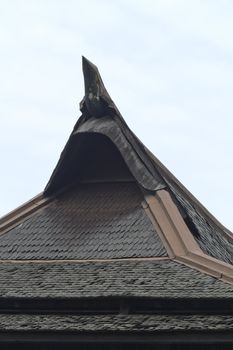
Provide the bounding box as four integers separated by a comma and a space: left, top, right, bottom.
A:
0, 57, 232, 340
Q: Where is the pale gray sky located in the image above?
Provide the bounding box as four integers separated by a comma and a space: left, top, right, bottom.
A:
0, 0, 233, 230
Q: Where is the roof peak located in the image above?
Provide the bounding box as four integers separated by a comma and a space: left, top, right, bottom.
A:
80, 56, 119, 119
45, 57, 166, 195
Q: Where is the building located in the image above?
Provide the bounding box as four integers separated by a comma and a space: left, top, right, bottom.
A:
0, 57, 233, 349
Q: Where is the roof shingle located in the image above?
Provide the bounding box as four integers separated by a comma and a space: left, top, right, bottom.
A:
0, 183, 166, 260
0, 260, 232, 299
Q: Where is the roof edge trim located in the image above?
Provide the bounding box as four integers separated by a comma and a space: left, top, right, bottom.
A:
176, 252, 233, 284
0, 183, 76, 235
145, 189, 233, 284
146, 147, 233, 244
0, 193, 47, 235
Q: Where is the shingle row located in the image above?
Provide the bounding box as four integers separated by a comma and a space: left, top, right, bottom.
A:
0, 260, 232, 299
0, 313, 232, 332
0, 183, 166, 260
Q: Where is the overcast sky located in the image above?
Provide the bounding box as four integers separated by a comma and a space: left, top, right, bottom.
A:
0, 0, 233, 231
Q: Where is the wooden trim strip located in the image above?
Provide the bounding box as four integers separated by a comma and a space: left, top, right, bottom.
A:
0, 182, 80, 235
146, 147, 233, 244
145, 189, 233, 284
0, 193, 44, 223
176, 252, 233, 281
144, 192, 202, 258
0, 257, 169, 264
142, 201, 174, 258
0, 193, 50, 235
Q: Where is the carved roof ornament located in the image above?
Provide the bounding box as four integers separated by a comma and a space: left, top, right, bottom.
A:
45, 57, 166, 194
80, 56, 119, 119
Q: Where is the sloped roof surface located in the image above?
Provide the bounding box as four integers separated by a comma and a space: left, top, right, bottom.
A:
0, 57, 233, 338
0, 259, 232, 336
0, 183, 166, 260
0, 314, 233, 332
169, 182, 233, 265
41, 56, 233, 272
0, 260, 232, 299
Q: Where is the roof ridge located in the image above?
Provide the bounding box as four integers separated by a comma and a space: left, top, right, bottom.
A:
144, 189, 233, 284
144, 146, 233, 244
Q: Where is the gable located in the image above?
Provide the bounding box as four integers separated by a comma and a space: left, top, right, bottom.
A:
45, 131, 134, 195
45, 117, 166, 196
